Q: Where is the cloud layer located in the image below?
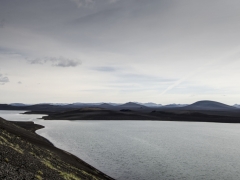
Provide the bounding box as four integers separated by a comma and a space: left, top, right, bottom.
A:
0, 73, 9, 85
69, 0, 117, 7
28, 57, 81, 67
0, 0, 240, 104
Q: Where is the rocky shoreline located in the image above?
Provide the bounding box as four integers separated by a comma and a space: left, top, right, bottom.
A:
0, 117, 114, 180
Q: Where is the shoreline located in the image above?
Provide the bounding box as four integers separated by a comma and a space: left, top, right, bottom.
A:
0, 117, 114, 180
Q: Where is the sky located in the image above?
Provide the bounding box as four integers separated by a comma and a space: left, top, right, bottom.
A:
1, 0, 240, 105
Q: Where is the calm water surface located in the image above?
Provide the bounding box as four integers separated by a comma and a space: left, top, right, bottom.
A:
1, 110, 240, 180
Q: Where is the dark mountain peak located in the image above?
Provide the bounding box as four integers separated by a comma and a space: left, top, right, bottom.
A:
100, 103, 113, 106
144, 102, 162, 106
234, 104, 240, 108
185, 100, 236, 110
126, 102, 140, 105
135, 102, 162, 107
118, 102, 146, 108
163, 104, 188, 108
10, 103, 29, 106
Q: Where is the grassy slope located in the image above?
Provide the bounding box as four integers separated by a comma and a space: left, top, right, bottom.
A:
0, 117, 113, 180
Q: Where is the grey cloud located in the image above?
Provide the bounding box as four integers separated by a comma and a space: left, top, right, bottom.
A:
119, 73, 176, 83
0, 19, 5, 28
54, 60, 80, 67
167, 81, 237, 95
0, 73, 9, 85
28, 57, 81, 67
18, 81, 22, 84
29, 58, 45, 64
0, 47, 20, 55
92, 68, 175, 84
69, 0, 87, 7
93, 66, 116, 72
69, 0, 117, 7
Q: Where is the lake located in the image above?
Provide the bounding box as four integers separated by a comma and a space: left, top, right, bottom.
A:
1, 110, 240, 180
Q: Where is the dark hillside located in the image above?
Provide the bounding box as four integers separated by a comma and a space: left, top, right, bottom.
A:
0, 117, 113, 180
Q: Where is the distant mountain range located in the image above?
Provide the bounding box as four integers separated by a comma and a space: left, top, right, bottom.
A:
2, 100, 239, 112
3, 100, 240, 122
8, 102, 190, 108
8, 102, 161, 108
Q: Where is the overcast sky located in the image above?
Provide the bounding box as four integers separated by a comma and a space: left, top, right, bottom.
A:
1, 0, 240, 105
